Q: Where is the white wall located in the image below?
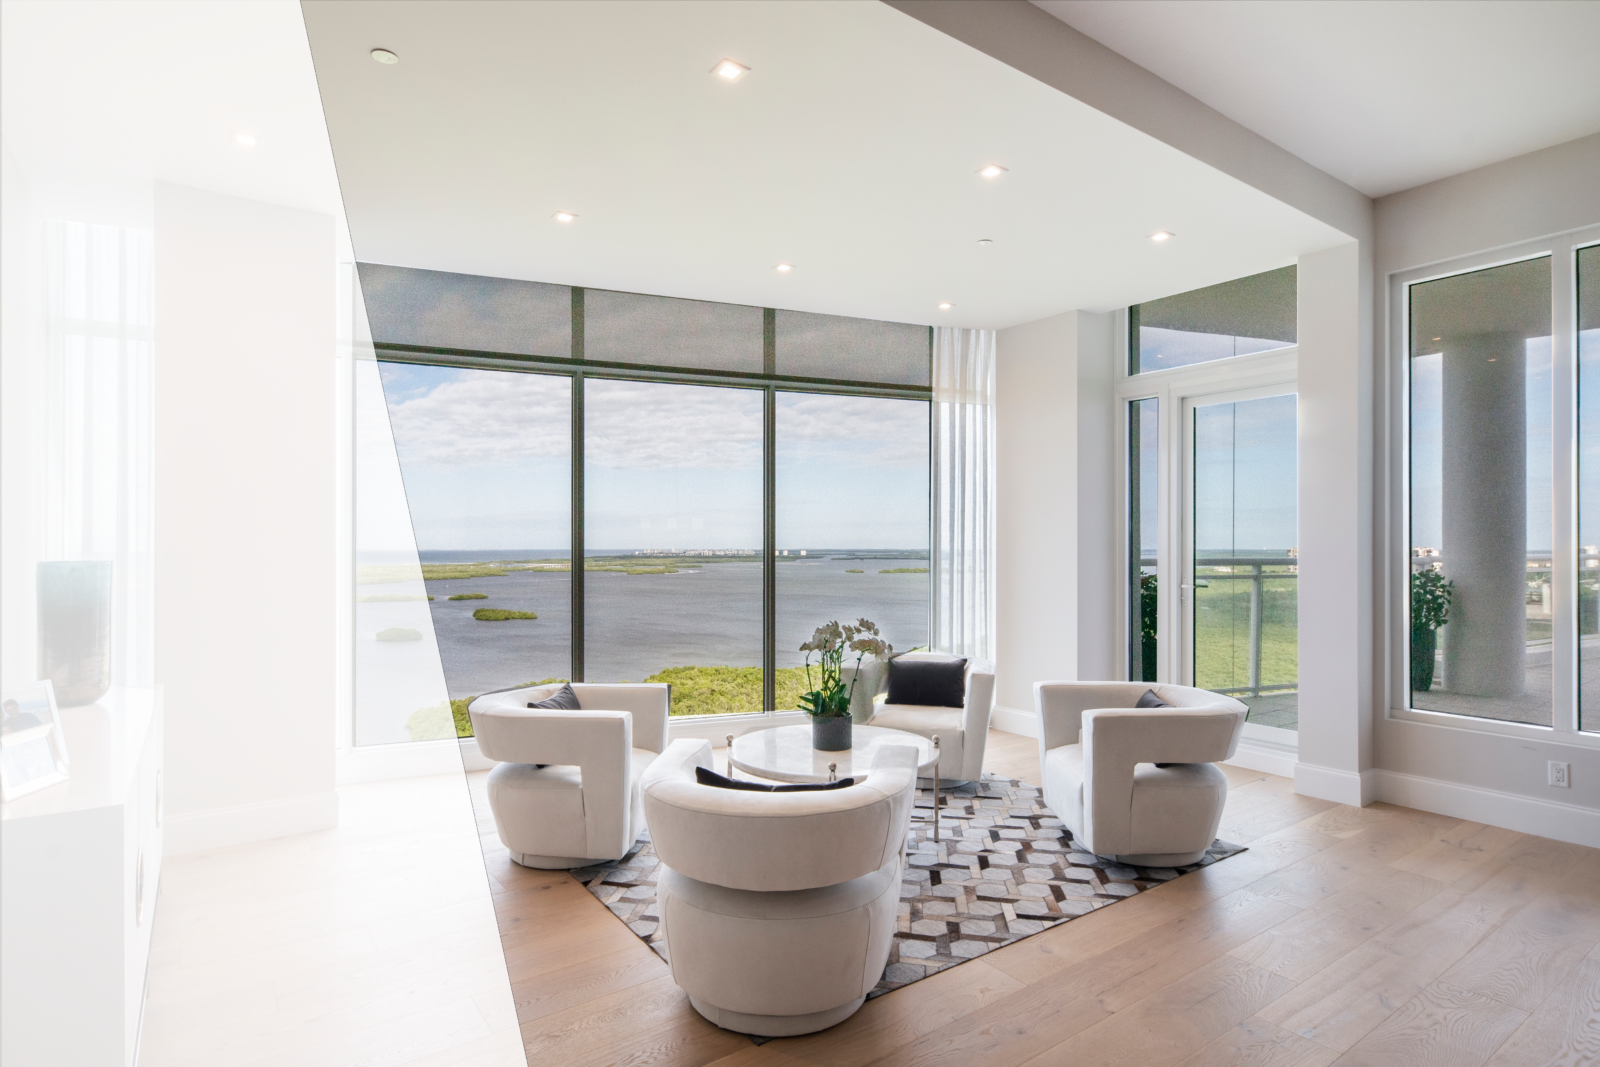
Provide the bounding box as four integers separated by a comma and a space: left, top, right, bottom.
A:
155, 183, 339, 854
994, 310, 1115, 724
1369, 132, 1600, 844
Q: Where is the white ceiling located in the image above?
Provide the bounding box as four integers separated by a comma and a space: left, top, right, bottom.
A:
302, 0, 1349, 330
1033, 0, 1600, 199
0, 0, 343, 225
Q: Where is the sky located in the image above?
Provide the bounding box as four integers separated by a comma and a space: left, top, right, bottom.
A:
1193, 393, 1298, 555
375, 362, 929, 552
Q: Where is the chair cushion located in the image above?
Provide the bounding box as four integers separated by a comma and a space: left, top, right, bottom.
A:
871, 704, 963, 739
695, 767, 855, 792
1135, 688, 1173, 708
528, 683, 581, 709
884, 657, 967, 708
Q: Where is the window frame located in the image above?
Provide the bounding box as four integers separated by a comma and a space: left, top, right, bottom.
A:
1385, 225, 1600, 746
371, 293, 934, 731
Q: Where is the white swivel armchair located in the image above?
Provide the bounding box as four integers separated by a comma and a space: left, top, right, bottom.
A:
1034, 682, 1247, 866
642, 738, 919, 1037
468, 683, 668, 869
866, 652, 996, 783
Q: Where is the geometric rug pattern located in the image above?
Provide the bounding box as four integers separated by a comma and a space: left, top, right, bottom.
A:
571, 773, 1244, 999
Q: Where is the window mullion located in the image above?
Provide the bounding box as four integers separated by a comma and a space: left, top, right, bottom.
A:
1554, 247, 1577, 733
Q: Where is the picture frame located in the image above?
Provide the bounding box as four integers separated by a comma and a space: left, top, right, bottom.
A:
1, 680, 70, 802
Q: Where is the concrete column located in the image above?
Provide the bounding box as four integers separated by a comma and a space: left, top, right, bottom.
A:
1440, 331, 1527, 697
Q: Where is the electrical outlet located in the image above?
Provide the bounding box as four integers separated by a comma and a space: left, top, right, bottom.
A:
1549, 761, 1570, 788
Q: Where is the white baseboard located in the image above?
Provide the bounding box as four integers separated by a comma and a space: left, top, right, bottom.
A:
337, 738, 465, 784
1373, 769, 1600, 848
458, 737, 494, 772
1226, 737, 1301, 779
991, 705, 1039, 738
1294, 762, 1378, 807
164, 790, 339, 856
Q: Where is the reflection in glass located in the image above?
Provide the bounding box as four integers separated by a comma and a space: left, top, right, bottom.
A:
1129, 399, 1159, 682
1578, 245, 1600, 731
1408, 257, 1551, 725
775, 393, 930, 708
1192, 394, 1299, 728
377, 363, 572, 734
1131, 266, 1296, 374
584, 379, 763, 713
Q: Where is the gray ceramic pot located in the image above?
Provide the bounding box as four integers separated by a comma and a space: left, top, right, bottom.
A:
811, 715, 852, 751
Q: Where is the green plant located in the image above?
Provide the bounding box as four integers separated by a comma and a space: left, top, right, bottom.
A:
1411, 567, 1453, 632
845, 569, 864, 573
1409, 566, 1453, 693
798, 619, 891, 719
473, 608, 538, 621
448, 592, 488, 601
1137, 573, 1158, 683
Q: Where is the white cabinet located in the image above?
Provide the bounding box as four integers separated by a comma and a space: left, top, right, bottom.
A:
1, 689, 163, 1067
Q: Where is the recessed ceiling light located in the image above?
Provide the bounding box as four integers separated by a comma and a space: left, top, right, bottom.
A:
976, 239, 993, 247
552, 211, 577, 223
370, 48, 399, 65
979, 164, 1008, 178
938, 302, 953, 310
775, 263, 793, 272
234, 133, 256, 147
712, 58, 749, 81
1432, 336, 1442, 341
1150, 231, 1174, 242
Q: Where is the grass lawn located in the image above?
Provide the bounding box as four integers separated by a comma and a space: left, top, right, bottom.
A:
1193, 571, 1298, 693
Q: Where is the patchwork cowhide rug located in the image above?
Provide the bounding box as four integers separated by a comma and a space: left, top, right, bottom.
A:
571, 773, 1245, 998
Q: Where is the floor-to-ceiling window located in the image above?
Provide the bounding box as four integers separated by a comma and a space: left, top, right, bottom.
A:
775, 392, 930, 707
379, 364, 572, 699
583, 379, 764, 713
357, 265, 932, 737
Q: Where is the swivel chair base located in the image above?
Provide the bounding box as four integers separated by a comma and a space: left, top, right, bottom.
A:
688, 995, 865, 1038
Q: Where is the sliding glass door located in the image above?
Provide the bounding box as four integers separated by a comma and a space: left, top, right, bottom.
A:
1183, 388, 1300, 730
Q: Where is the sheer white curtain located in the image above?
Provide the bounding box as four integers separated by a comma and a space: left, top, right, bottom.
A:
931, 327, 996, 660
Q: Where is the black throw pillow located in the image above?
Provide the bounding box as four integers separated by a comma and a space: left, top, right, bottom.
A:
884, 657, 967, 708
1135, 688, 1172, 708
694, 766, 854, 792
527, 682, 581, 710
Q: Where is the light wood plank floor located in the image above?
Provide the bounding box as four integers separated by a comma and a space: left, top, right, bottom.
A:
472, 728, 1600, 1067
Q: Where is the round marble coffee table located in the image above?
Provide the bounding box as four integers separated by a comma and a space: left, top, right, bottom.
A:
728, 724, 945, 839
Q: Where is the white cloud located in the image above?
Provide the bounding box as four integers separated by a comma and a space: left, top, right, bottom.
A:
385, 368, 571, 466
585, 379, 761, 470
778, 393, 927, 469
382, 368, 926, 474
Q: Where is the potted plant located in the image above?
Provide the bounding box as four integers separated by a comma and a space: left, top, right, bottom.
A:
1410, 567, 1453, 693
799, 618, 892, 751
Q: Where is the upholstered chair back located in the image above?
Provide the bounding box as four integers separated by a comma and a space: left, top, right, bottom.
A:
1034, 682, 1244, 751
642, 739, 919, 893
470, 682, 670, 755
